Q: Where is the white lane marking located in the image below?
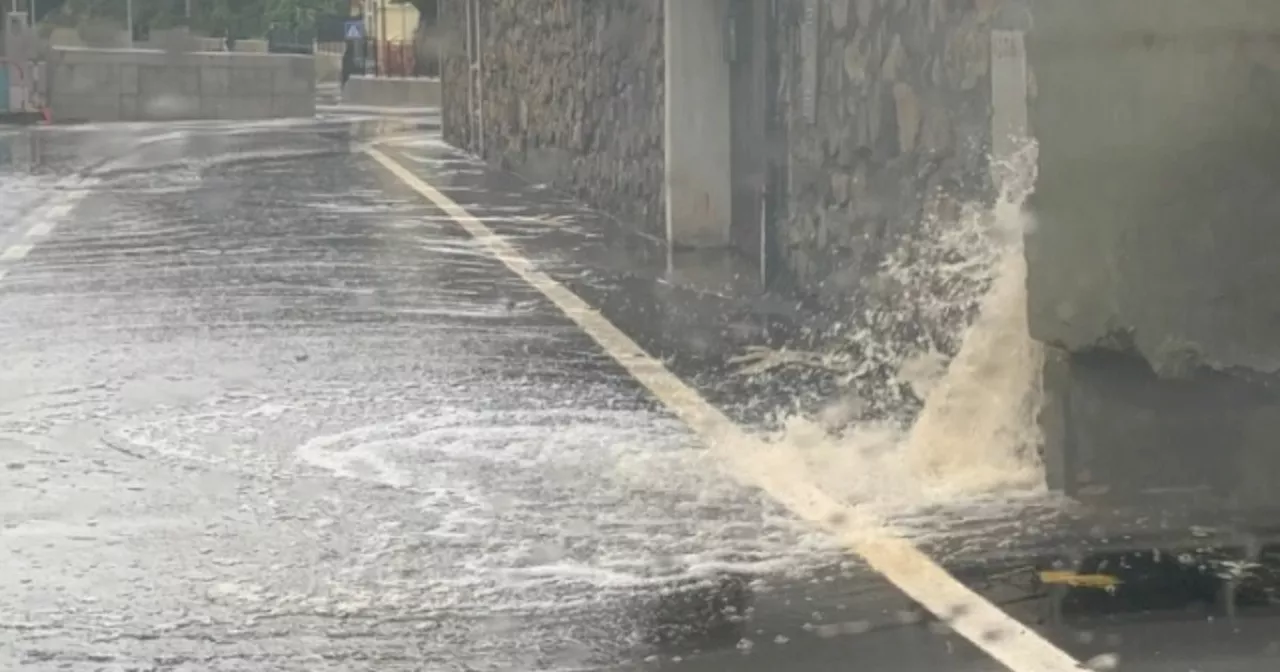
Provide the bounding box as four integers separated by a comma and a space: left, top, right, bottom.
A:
366, 147, 1085, 672
317, 103, 439, 116
1, 181, 95, 269
29, 204, 71, 236
0, 244, 33, 261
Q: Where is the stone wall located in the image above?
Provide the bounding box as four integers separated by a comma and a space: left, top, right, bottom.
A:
439, 0, 665, 238
775, 0, 1004, 308
438, 4, 468, 148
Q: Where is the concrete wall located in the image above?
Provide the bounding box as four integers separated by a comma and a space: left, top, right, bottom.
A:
316, 51, 343, 84
1025, 0, 1280, 505
233, 39, 269, 54
665, 0, 732, 249
46, 48, 315, 122
48, 24, 130, 49
342, 75, 440, 108
48, 25, 225, 52
439, 0, 666, 238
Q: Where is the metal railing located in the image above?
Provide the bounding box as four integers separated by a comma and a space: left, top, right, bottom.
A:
266, 26, 316, 54
343, 38, 438, 78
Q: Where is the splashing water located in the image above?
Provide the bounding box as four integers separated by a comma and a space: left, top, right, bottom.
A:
745, 142, 1045, 527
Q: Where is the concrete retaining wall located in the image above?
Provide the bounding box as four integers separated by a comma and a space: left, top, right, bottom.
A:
45, 47, 315, 122
1025, 0, 1280, 504
48, 26, 227, 53
48, 25, 130, 49
316, 52, 343, 84
233, 39, 269, 54
342, 76, 440, 108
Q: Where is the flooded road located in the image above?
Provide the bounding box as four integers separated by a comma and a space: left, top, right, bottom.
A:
2, 118, 1280, 671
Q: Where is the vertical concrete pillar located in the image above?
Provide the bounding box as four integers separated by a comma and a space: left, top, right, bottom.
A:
1025, 0, 1280, 505
989, 29, 1029, 186
664, 0, 732, 249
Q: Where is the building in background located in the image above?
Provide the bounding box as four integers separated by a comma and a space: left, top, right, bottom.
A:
2, 7, 41, 117
350, 0, 420, 76
366, 0, 418, 43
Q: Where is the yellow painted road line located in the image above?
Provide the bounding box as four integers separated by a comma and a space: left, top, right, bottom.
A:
1039, 571, 1121, 589
367, 146, 1087, 672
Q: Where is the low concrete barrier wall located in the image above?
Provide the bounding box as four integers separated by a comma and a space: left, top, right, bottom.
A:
194, 37, 228, 52
46, 47, 316, 122
315, 52, 342, 84
48, 25, 131, 49
342, 76, 440, 108
233, 40, 269, 54
48, 26, 228, 53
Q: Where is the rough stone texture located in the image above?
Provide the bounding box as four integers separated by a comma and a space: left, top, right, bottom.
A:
1026, 0, 1280, 505
438, 0, 1002, 297
438, 4, 469, 150
439, 0, 665, 238
775, 0, 1002, 308
435, 0, 1013, 430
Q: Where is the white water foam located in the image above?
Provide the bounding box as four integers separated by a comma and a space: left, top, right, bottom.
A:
740, 142, 1046, 536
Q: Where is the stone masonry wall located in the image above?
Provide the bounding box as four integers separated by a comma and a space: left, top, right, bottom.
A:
775, 0, 1003, 308
438, 2, 468, 148
440, 0, 1003, 301
439, 0, 665, 238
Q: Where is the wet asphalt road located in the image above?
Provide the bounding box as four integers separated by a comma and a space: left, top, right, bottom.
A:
2, 116, 1280, 671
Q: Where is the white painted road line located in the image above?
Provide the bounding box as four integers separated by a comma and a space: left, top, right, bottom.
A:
366, 147, 1087, 672
26, 219, 56, 238
26, 207, 66, 237
0, 244, 33, 262
0, 181, 95, 271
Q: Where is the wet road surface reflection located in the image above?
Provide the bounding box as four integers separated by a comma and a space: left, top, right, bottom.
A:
0, 118, 860, 671
2, 117, 1280, 671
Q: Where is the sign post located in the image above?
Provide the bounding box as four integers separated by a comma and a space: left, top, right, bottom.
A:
344, 19, 365, 77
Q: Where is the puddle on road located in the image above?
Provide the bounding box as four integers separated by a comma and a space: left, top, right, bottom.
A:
0, 120, 1087, 669
112, 391, 839, 582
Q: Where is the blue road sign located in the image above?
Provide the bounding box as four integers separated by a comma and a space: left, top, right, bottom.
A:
344, 20, 365, 40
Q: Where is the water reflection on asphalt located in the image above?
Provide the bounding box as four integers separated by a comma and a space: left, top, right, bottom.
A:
0, 116, 859, 671
1, 116, 1279, 671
